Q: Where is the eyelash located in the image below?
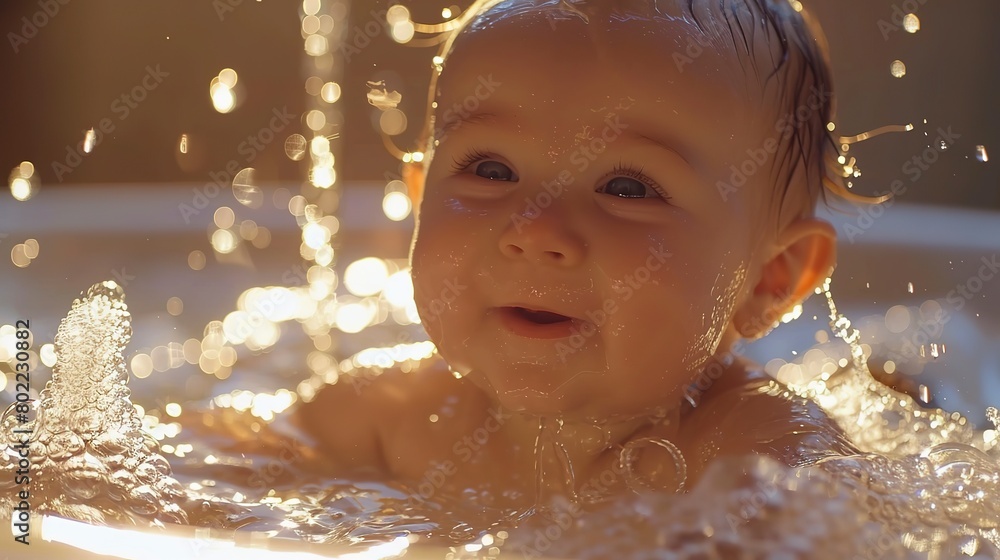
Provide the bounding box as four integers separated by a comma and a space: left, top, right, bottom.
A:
450, 148, 493, 174
609, 160, 672, 202
450, 150, 671, 202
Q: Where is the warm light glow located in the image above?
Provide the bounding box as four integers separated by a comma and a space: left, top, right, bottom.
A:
219, 68, 238, 88
10, 177, 33, 201
83, 128, 96, 153
211, 229, 239, 254
382, 191, 412, 221
39, 515, 410, 560
188, 250, 207, 270
214, 207, 235, 229
211, 81, 237, 113
344, 258, 390, 297
40, 343, 56, 367
321, 81, 341, 103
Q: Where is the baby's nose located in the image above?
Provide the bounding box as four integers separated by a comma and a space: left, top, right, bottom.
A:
498, 207, 586, 267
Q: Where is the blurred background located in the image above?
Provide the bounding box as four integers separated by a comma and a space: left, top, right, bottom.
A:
0, 1, 997, 426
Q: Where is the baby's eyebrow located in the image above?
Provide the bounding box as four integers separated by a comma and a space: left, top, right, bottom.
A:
437, 111, 501, 139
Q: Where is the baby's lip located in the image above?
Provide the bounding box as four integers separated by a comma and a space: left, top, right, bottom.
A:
495, 302, 581, 322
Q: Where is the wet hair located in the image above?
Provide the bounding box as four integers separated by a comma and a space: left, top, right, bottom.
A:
420, 0, 870, 228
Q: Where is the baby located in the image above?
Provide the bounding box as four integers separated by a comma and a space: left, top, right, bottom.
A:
293, 0, 863, 508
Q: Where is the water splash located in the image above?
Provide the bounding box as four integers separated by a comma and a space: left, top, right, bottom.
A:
0, 280, 188, 526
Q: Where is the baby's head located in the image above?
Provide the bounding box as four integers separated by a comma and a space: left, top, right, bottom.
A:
407, 0, 845, 419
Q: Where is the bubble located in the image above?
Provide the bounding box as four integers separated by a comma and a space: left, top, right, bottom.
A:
284, 134, 307, 161
232, 168, 262, 209
890, 60, 907, 78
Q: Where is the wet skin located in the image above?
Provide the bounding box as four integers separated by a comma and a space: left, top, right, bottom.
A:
295, 3, 845, 505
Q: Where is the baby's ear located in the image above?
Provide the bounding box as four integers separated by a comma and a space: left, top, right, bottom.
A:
403, 160, 426, 219
732, 218, 837, 339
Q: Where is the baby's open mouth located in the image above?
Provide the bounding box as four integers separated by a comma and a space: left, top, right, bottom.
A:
510, 306, 572, 324
495, 306, 582, 340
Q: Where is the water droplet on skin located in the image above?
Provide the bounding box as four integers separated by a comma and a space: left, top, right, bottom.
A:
938, 140, 949, 151
233, 168, 262, 208
903, 13, 920, 33
890, 60, 907, 78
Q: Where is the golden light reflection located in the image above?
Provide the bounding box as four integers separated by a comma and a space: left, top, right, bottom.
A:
344, 258, 390, 297
211, 229, 239, 254
83, 128, 96, 153
11, 244, 31, 268
214, 206, 235, 229
167, 297, 184, 316
903, 13, 920, 33
10, 176, 33, 201
233, 167, 262, 208
890, 60, 907, 78
179, 133, 189, 154
382, 191, 412, 221
285, 134, 307, 161
131, 353, 153, 379
188, 250, 207, 270
321, 82, 341, 103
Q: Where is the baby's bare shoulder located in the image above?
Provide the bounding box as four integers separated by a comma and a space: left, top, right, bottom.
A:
688, 367, 858, 466
292, 352, 486, 476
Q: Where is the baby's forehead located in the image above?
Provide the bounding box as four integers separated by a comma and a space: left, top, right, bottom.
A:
435, 9, 772, 150
444, 1, 786, 111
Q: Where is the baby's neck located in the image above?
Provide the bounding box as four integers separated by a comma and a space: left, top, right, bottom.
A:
494, 401, 684, 502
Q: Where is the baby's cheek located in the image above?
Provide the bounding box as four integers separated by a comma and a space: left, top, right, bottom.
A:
682, 260, 748, 369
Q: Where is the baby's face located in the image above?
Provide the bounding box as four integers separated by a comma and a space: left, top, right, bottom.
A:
410, 8, 777, 420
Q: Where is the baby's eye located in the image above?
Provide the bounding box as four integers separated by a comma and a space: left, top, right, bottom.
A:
601, 177, 650, 198
597, 163, 671, 202
474, 161, 516, 181
451, 149, 519, 181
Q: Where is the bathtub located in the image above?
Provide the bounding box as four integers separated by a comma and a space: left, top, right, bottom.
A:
1, 183, 999, 559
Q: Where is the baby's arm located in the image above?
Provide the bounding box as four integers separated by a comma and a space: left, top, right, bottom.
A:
290, 371, 391, 475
